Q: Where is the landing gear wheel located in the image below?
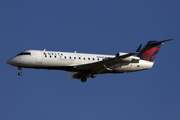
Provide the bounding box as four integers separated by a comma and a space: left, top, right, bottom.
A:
91, 74, 97, 78
18, 67, 22, 76
81, 77, 87, 82
18, 72, 22, 76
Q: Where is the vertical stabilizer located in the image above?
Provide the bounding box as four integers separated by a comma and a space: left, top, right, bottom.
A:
137, 39, 174, 62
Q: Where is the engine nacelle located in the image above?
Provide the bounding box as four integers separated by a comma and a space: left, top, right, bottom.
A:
131, 56, 140, 63
116, 52, 140, 62
116, 52, 127, 57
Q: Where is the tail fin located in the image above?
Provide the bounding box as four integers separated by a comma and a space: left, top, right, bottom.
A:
137, 39, 174, 62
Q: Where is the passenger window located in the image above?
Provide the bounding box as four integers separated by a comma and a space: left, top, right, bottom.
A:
74, 57, 76, 59
69, 57, 71, 59
88, 58, 90, 60
65, 56, 66, 59
55, 56, 56, 58
79, 57, 81, 59
84, 58, 85, 60
93, 58, 94, 60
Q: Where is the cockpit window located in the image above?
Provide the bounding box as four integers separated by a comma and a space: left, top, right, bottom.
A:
17, 52, 31, 56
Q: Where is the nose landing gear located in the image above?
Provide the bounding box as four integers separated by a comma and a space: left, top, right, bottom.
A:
18, 67, 22, 76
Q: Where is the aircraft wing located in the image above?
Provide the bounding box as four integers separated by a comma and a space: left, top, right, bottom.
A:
73, 52, 138, 78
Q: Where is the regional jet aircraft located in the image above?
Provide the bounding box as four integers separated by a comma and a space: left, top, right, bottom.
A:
7, 39, 173, 82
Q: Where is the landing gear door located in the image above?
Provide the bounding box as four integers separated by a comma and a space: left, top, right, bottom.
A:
36, 51, 43, 63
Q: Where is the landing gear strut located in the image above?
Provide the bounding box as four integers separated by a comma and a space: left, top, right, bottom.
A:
18, 67, 22, 76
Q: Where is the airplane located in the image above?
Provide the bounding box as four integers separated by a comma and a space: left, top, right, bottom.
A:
7, 39, 174, 82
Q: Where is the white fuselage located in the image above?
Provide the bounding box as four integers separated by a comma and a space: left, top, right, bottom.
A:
7, 39, 173, 81
7, 50, 154, 73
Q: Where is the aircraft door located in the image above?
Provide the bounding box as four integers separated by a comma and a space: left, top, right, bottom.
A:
36, 51, 43, 63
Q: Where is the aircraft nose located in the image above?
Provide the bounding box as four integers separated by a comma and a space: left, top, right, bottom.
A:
7, 56, 22, 67
7, 59, 12, 65
7, 57, 17, 66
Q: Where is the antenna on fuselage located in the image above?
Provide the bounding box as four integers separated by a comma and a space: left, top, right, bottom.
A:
74, 51, 77, 53
43, 49, 46, 51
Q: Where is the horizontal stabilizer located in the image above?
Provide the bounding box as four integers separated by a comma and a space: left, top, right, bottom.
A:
151, 39, 174, 46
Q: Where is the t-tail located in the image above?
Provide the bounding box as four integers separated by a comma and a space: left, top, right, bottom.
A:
137, 39, 174, 62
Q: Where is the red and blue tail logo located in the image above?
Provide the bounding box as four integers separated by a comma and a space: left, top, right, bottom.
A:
137, 41, 161, 62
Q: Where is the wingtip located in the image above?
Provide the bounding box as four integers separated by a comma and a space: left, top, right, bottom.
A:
135, 44, 142, 52
166, 38, 175, 41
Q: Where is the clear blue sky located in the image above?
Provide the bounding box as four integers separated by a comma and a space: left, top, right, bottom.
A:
1, 0, 180, 120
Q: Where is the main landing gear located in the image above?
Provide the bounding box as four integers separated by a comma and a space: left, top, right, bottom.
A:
18, 67, 22, 76
81, 77, 87, 82
80, 74, 97, 82
91, 74, 97, 78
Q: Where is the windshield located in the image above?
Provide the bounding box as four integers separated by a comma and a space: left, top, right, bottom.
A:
17, 52, 31, 56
